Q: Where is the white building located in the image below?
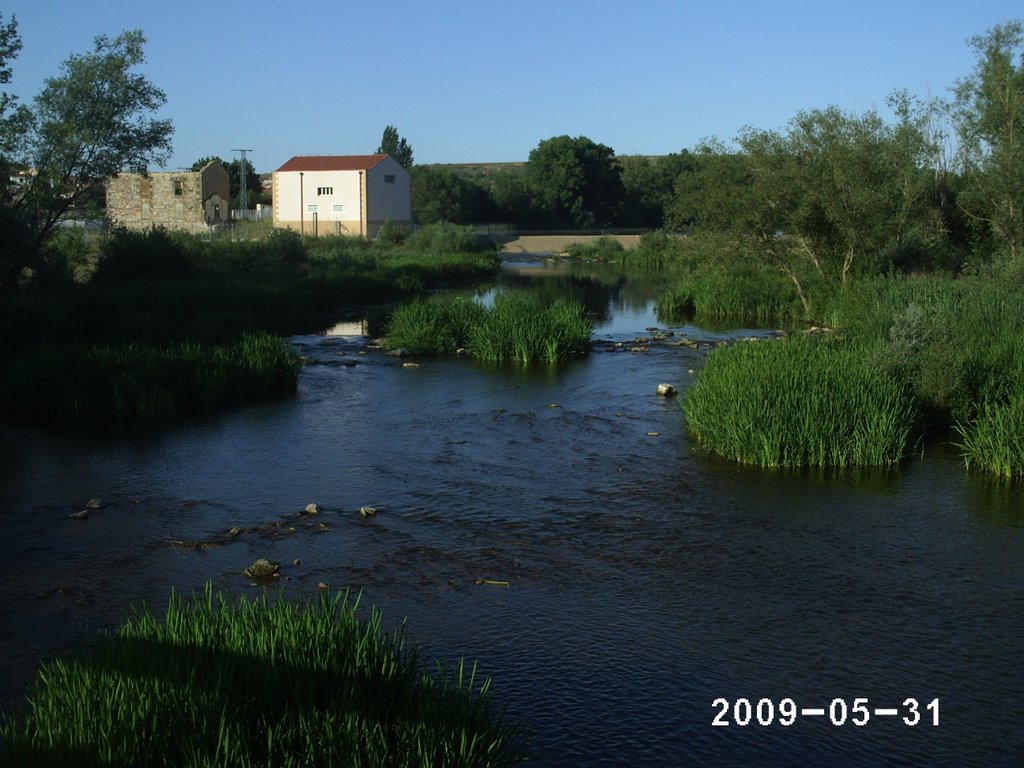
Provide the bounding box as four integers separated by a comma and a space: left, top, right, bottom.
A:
272, 154, 412, 237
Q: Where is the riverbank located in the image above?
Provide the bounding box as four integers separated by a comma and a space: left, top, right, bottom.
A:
499, 233, 643, 254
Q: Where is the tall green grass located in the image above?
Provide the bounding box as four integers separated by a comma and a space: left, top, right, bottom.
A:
385, 293, 593, 363
956, 396, 1024, 480
0, 333, 301, 422
683, 336, 917, 468
0, 584, 525, 768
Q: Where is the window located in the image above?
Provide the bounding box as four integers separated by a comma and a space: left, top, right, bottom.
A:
174, 180, 183, 196
317, 186, 333, 196
332, 203, 346, 214
306, 203, 319, 213
384, 174, 395, 184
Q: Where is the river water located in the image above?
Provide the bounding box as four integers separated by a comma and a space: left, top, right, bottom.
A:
1, 259, 1022, 766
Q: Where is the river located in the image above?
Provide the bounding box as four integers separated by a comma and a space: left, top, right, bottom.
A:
1, 258, 1022, 766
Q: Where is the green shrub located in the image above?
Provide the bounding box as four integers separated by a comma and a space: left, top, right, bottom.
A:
684, 336, 917, 468
92, 227, 192, 284
0, 584, 524, 768
403, 222, 487, 254
563, 236, 625, 260
264, 227, 307, 265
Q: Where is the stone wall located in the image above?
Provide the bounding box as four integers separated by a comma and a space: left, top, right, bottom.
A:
106, 162, 230, 234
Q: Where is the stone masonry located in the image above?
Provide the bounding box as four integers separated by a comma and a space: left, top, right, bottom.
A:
106, 161, 230, 233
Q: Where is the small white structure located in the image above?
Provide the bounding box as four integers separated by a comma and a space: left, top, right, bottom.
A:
272, 154, 412, 237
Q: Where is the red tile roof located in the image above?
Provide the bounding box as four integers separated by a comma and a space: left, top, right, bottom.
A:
275, 154, 390, 173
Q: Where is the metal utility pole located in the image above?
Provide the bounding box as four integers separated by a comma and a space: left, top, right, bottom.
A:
232, 148, 253, 212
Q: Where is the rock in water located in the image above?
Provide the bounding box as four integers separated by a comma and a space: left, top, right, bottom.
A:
358, 506, 378, 518
303, 503, 320, 516
656, 383, 677, 397
243, 558, 280, 578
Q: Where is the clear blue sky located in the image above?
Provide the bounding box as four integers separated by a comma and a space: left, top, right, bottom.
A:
2, 0, 1021, 173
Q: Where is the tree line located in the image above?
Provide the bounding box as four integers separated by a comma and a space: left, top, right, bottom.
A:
1, 14, 1022, 291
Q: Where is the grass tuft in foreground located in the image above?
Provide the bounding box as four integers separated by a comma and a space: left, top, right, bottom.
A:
683, 336, 917, 468
0, 584, 525, 768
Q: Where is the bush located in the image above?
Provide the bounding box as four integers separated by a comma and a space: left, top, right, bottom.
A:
265, 227, 307, 265
563, 236, 625, 260
403, 222, 487, 254
92, 227, 192, 284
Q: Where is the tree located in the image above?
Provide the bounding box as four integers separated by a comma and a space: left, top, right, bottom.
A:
377, 125, 414, 168
525, 135, 625, 228
667, 104, 940, 312
1, 14, 31, 200
410, 165, 476, 223
618, 152, 698, 228
953, 21, 1024, 262
11, 29, 172, 262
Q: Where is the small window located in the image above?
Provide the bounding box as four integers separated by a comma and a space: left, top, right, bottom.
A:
306, 203, 319, 213
174, 180, 183, 196
384, 174, 395, 184
317, 186, 333, 196
332, 203, 346, 214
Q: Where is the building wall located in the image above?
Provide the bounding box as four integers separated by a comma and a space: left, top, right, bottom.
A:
272, 159, 412, 237
273, 169, 366, 235
365, 156, 412, 225
106, 162, 230, 233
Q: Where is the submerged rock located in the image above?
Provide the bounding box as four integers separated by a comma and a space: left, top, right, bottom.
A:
85, 498, 102, 510
68, 510, 89, 520
243, 558, 280, 578
385, 348, 410, 357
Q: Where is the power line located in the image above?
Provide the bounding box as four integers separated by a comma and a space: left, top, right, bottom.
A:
232, 148, 253, 211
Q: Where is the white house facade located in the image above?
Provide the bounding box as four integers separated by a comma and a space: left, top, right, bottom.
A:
272, 154, 412, 237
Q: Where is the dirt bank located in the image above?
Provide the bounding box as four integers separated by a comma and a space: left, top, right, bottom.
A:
499, 234, 642, 254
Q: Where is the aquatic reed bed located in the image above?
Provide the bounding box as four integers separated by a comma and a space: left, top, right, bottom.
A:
656, 264, 796, 322
956, 396, 1024, 479
0, 333, 301, 422
0, 584, 525, 768
386, 293, 592, 363
683, 336, 917, 468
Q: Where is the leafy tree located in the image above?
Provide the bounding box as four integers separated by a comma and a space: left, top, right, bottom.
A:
377, 125, 414, 168
953, 20, 1024, 263
10, 29, 172, 266
525, 135, 624, 228
410, 164, 478, 223
618, 152, 699, 228
487, 167, 537, 227
0, 13, 30, 168
668, 104, 940, 311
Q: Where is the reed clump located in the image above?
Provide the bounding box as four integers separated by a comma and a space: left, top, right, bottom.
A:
683, 336, 917, 468
956, 396, 1024, 480
385, 293, 593, 363
0, 333, 302, 422
0, 584, 525, 768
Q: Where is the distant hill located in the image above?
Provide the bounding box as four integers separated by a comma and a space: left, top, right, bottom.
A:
430, 162, 527, 181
